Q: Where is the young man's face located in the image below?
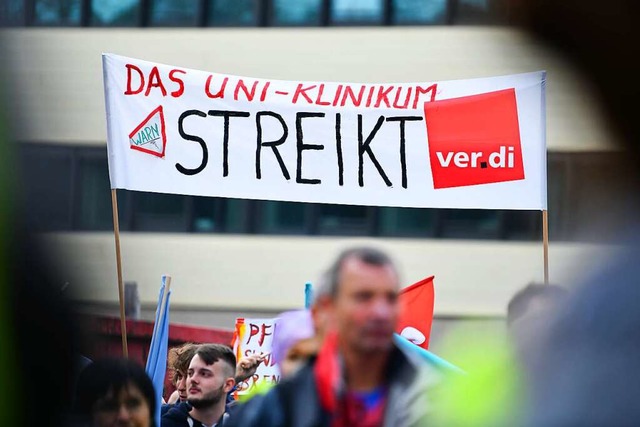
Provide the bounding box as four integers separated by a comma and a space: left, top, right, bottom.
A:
186, 354, 233, 409
174, 370, 188, 402
332, 257, 400, 355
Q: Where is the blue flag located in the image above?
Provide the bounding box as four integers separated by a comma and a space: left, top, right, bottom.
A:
393, 333, 466, 375
145, 275, 172, 427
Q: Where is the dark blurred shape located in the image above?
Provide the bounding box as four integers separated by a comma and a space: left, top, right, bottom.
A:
507, 283, 567, 328
125, 281, 141, 319
506, 282, 568, 371
510, 0, 640, 425
1, 38, 82, 425
525, 247, 640, 426
511, 0, 640, 166
73, 357, 156, 427
8, 225, 84, 426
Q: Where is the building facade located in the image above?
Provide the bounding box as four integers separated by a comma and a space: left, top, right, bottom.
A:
0, 0, 627, 360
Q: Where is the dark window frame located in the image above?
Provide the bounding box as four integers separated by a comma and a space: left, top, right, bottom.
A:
13, 0, 511, 27
20, 143, 624, 243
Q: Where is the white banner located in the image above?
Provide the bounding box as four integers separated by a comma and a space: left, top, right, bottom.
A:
103, 53, 546, 210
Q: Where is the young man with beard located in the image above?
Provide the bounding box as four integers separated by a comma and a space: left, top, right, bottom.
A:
162, 344, 237, 427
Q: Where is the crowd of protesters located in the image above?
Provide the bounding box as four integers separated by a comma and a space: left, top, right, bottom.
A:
3, 0, 640, 425
60, 246, 584, 427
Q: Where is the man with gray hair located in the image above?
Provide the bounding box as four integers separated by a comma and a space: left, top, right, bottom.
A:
228, 246, 439, 427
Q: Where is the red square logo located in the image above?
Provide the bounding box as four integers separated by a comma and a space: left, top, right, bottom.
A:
424, 89, 524, 189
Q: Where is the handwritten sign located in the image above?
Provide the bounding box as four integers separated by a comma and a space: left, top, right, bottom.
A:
231, 317, 280, 395
103, 53, 546, 210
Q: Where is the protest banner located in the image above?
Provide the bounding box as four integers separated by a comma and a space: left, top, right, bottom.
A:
103, 53, 546, 211
232, 317, 280, 395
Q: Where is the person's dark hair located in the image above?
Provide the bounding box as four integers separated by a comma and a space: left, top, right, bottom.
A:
193, 344, 236, 378
507, 283, 567, 326
316, 247, 398, 299
73, 357, 156, 426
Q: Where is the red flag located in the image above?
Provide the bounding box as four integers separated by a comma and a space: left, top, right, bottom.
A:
396, 276, 435, 349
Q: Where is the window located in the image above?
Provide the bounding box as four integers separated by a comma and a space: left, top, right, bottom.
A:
192, 197, 222, 232
316, 204, 373, 235
257, 201, 308, 234
33, 0, 82, 26
149, 0, 199, 26
438, 209, 501, 239
132, 192, 189, 231
224, 199, 250, 233
546, 154, 567, 240
90, 0, 141, 26
379, 207, 437, 237
11, 0, 516, 27
393, 0, 448, 25
453, 0, 508, 25
208, 0, 258, 26
190, 196, 252, 233
272, 0, 322, 26
331, 0, 383, 25
17, 144, 630, 243
0, 0, 25, 26
501, 211, 540, 241
20, 145, 74, 231
77, 153, 115, 230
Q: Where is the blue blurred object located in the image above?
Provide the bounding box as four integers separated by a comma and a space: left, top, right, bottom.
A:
304, 282, 313, 309
145, 275, 172, 427
393, 333, 465, 375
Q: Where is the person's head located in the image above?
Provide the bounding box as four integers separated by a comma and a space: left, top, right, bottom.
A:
318, 247, 400, 355
187, 344, 236, 410
507, 283, 568, 328
74, 357, 155, 427
309, 272, 333, 338
167, 342, 198, 402
272, 309, 318, 378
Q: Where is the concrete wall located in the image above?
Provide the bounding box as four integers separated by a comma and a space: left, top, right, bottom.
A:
0, 27, 617, 151
41, 232, 618, 315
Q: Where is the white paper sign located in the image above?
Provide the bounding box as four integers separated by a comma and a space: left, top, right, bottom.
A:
103, 53, 546, 210
232, 317, 280, 395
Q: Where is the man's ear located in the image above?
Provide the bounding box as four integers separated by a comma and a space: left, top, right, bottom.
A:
223, 377, 236, 393
311, 295, 335, 336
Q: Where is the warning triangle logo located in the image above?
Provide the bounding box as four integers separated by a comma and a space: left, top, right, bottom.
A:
129, 105, 167, 158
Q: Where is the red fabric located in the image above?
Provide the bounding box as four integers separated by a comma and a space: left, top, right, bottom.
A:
396, 276, 435, 349
314, 330, 341, 413
331, 391, 387, 427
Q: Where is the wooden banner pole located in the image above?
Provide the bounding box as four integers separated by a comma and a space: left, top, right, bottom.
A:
543, 210, 549, 285
157, 275, 172, 326
111, 189, 129, 358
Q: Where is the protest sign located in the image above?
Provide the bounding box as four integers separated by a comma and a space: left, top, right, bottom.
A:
232, 317, 280, 395
103, 54, 546, 210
